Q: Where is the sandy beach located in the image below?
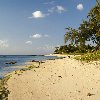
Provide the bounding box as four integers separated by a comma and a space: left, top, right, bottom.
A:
7, 55, 100, 100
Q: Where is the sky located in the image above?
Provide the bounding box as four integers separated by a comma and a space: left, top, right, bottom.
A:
0, 0, 96, 55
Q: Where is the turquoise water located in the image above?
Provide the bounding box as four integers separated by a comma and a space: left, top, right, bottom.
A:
0, 55, 57, 78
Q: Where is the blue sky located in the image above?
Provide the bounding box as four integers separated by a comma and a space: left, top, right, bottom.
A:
0, 0, 96, 55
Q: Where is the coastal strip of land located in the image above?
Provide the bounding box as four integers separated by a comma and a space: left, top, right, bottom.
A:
7, 54, 100, 100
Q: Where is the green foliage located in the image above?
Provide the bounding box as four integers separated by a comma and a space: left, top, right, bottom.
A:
88, 2, 100, 47
55, 1, 100, 55
64, 28, 79, 46
75, 50, 100, 62
28, 65, 35, 70
64, 2, 100, 51
54, 45, 96, 54
0, 75, 11, 100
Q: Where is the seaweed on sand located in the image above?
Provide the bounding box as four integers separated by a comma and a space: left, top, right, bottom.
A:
0, 75, 11, 100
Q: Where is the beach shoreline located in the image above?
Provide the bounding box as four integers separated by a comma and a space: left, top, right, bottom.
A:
3, 54, 100, 100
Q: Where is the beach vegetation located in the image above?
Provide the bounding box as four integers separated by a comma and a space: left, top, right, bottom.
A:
0, 75, 11, 100
54, 1, 100, 61
28, 65, 35, 70
74, 50, 100, 62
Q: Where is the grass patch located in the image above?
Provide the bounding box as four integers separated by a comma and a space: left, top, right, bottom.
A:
74, 50, 100, 62
27, 65, 36, 70
0, 75, 11, 100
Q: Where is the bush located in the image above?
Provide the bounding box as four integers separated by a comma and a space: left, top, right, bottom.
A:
54, 45, 96, 54
75, 50, 100, 62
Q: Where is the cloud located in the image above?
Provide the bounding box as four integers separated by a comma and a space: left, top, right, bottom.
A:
29, 5, 65, 19
29, 11, 48, 18
48, 5, 66, 13
30, 34, 42, 39
0, 40, 9, 48
77, 4, 84, 11
43, 1, 55, 5
25, 41, 32, 45
56, 6, 65, 13
30, 34, 49, 39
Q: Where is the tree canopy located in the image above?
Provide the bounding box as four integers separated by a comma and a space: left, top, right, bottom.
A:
65, 2, 100, 48
55, 1, 100, 54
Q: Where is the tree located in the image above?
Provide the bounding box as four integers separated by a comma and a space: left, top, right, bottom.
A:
64, 27, 79, 46
64, 1, 100, 50
54, 0, 100, 54
88, 1, 100, 48
78, 21, 90, 48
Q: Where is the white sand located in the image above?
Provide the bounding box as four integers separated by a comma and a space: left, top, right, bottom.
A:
7, 55, 100, 100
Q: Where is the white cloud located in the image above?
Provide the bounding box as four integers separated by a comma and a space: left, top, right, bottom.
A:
30, 34, 49, 39
29, 5, 65, 19
77, 4, 84, 11
30, 34, 42, 39
48, 5, 66, 13
25, 41, 32, 45
0, 40, 9, 48
29, 11, 48, 18
32, 11, 45, 18
56, 6, 65, 13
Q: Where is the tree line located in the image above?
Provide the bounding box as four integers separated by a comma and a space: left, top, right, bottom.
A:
54, 1, 100, 54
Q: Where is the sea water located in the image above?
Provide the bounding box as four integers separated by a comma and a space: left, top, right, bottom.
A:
0, 55, 57, 78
